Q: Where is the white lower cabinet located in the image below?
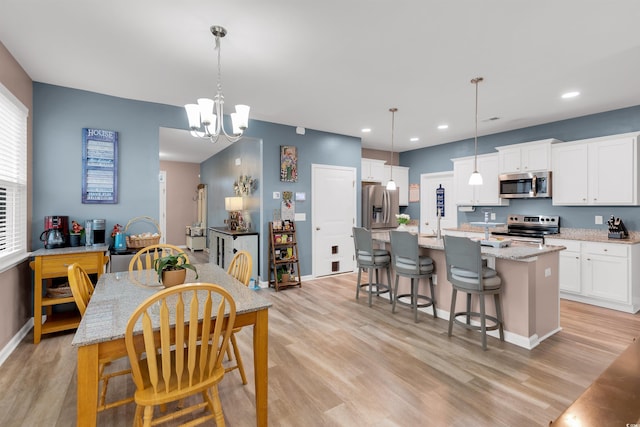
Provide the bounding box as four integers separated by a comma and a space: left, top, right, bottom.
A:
209, 227, 260, 281
547, 238, 640, 313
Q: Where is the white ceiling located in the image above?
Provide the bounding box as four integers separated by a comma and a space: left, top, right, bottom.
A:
2, 1, 640, 163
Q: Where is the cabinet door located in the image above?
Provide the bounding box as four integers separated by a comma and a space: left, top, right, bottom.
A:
584, 253, 629, 303
522, 143, 551, 171
498, 147, 521, 173
396, 166, 409, 206
589, 137, 636, 205
552, 143, 589, 205
558, 250, 582, 293
475, 154, 507, 205
453, 158, 475, 205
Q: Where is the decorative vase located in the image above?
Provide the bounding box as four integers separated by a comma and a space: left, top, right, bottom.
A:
161, 269, 187, 287
69, 233, 81, 247
397, 223, 408, 231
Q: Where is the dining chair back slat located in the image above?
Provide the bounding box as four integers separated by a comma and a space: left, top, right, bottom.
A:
128, 243, 189, 271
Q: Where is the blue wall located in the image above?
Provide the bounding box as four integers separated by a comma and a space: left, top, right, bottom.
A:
400, 105, 640, 231
33, 82, 361, 281
32, 83, 185, 246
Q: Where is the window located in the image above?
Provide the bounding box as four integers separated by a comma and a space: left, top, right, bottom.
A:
0, 82, 28, 271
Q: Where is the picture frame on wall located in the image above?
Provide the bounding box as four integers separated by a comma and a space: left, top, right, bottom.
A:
280, 145, 298, 182
81, 128, 118, 204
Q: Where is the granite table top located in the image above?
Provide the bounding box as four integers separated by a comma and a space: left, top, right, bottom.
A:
72, 263, 272, 347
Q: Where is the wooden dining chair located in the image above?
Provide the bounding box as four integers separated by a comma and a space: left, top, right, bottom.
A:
224, 250, 253, 384
125, 283, 236, 427
67, 263, 134, 412
128, 243, 188, 271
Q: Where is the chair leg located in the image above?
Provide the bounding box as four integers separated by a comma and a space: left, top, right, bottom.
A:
356, 267, 362, 300
368, 267, 373, 307
229, 332, 248, 384
448, 289, 457, 337
386, 266, 393, 304
466, 293, 472, 325
392, 274, 400, 313
480, 295, 487, 351
429, 275, 437, 318
412, 278, 419, 323
495, 293, 505, 341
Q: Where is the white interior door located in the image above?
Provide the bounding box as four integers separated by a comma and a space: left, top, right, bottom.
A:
312, 164, 357, 277
159, 171, 167, 244
420, 172, 457, 235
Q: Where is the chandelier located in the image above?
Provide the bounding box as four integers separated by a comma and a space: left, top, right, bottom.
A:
185, 26, 250, 144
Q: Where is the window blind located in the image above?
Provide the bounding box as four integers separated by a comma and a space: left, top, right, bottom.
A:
0, 82, 28, 271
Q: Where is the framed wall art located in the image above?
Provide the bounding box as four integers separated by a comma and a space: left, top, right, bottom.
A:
280, 145, 297, 182
81, 128, 118, 204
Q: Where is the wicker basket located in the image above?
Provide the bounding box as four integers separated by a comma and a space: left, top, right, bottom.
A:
125, 216, 161, 249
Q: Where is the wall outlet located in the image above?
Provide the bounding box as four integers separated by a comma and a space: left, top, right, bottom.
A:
432, 275, 437, 285
545, 267, 551, 277
491, 213, 496, 220
595, 215, 603, 225
273, 192, 281, 199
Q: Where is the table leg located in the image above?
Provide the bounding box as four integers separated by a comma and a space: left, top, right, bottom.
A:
253, 309, 269, 427
77, 344, 99, 426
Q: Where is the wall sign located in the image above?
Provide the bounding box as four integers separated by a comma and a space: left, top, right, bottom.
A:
436, 184, 445, 217
82, 128, 118, 204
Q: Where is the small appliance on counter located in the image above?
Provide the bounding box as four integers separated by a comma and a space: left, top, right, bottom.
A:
85, 218, 106, 245
607, 215, 629, 239
40, 215, 69, 249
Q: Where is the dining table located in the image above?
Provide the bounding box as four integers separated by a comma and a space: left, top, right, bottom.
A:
71, 263, 272, 426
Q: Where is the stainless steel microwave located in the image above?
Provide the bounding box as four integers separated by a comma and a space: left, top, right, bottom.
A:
498, 171, 552, 198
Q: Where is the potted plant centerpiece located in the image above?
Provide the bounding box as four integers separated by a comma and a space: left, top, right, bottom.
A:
153, 252, 198, 287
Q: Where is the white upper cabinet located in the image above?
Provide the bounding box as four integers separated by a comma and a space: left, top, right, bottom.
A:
452, 153, 509, 206
552, 133, 640, 205
497, 139, 560, 174
361, 158, 386, 182
384, 165, 409, 206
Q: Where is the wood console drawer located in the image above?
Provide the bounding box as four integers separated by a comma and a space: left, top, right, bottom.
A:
39, 253, 101, 278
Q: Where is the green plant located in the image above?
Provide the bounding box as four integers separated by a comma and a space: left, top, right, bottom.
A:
153, 253, 198, 282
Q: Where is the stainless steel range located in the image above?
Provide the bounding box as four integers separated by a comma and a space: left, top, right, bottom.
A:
492, 214, 560, 241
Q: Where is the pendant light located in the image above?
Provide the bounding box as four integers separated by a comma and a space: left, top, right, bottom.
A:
386, 107, 398, 191
468, 77, 484, 186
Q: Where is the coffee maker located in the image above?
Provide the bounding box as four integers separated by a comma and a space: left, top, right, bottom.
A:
40, 215, 69, 249
85, 219, 106, 246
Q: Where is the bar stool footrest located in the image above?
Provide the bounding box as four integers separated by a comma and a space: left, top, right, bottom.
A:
452, 311, 501, 331
358, 283, 392, 296
395, 293, 435, 309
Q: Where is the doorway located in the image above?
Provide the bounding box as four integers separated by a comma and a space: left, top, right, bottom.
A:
420, 172, 457, 235
312, 164, 357, 277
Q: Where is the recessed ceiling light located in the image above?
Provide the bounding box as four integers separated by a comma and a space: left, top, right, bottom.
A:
361, 128, 371, 133
410, 137, 419, 142
437, 124, 449, 130
562, 91, 580, 99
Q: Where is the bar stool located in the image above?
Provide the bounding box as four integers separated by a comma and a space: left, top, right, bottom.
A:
443, 235, 504, 350
389, 230, 436, 323
353, 227, 393, 307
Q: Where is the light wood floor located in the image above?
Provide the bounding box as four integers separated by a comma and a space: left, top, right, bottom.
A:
1, 272, 639, 426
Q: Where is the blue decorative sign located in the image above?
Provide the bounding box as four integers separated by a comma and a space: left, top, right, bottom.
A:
436, 184, 445, 217
82, 128, 118, 204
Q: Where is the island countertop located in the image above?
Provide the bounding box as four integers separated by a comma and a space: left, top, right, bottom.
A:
371, 231, 565, 261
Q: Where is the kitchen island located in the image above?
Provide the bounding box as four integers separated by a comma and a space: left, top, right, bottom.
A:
372, 232, 565, 349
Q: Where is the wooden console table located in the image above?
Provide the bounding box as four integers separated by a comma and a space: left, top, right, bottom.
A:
30, 245, 109, 344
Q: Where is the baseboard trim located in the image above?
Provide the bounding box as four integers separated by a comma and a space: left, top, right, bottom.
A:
0, 317, 33, 368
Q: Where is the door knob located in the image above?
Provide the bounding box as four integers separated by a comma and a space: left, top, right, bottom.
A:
316, 227, 320, 231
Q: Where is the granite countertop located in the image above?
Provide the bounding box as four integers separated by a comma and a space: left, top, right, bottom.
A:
452, 224, 640, 245
72, 263, 272, 347
371, 230, 564, 261
31, 244, 110, 257
209, 226, 258, 236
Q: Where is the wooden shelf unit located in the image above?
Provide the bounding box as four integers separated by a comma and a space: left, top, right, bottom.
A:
30, 247, 109, 344
268, 221, 301, 291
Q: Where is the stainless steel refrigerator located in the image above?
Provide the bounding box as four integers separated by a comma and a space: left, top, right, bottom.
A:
362, 184, 399, 229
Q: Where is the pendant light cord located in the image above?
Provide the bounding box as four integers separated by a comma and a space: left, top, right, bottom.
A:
390, 107, 397, 179
471, 77, 483, 171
